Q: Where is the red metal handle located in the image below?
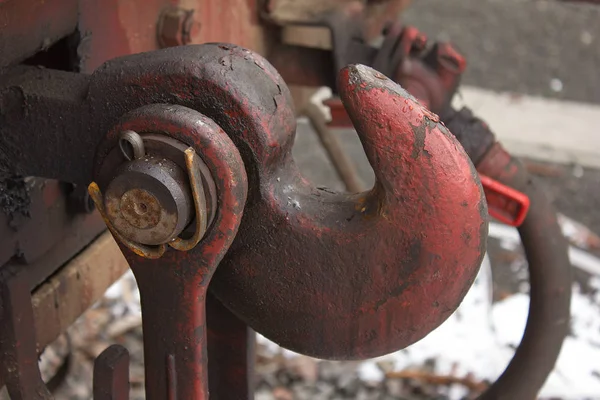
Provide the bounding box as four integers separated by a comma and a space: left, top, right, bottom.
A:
479, 173, 530, 227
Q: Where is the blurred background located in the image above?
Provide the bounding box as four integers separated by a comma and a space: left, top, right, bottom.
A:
20, 0, 600, 399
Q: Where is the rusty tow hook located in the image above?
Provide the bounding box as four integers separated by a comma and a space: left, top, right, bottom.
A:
83, 44, 486, 397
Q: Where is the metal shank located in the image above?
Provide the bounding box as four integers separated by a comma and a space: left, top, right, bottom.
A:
94, 104, 248, 399
210, 62, 487, 359
4, 44, 487, 363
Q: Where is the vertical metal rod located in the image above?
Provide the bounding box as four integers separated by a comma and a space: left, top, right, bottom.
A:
93, 345, 130, 400
0, 271, 53, 400
207, 292, 256, 400
131, 261, 210, 400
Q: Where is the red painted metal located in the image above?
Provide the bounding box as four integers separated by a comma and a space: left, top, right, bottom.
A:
207, 293, 256, 399
0, 4, 571, 391
93, 345, 131, 400
94, 103, 248, 399
0, 271, 53, 399
78, 0, 267, 73
80, 43, 485, 389
210, 61, 488, 360
479, 174, 530, 227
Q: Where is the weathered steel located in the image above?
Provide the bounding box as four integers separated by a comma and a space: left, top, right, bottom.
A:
1, 42, 486, 367
0, 0, 78, 67
203, 55, 487, 359
93, 345, 131, 400
266, 0, 411, 41
93, 103, 248, 399
157, 7, 196, 48
76, 44, 483, 390
0, 0, 575, 396
0, 67, 91, 183
207, 293, 256, 400
0, 178, 106, 290
77, 0, 269, 73
476, 143, 571, 400
0, 271, 53, 399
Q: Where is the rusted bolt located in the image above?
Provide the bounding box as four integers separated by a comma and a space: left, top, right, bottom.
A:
104, 154, 195, 246
157, 7, 195, 48
102, 131, 200, 246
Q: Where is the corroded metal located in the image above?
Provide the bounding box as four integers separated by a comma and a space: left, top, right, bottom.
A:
94, 103, 248, 398
93, 345, 130, 400
82, 44, 484, 393
169, 148, 209, 252
476, 143, 571, 400
0, 271, 53, 399
91, 130, 216, 259
0, 0, 575, 397
104, 155, 193, 246
89, 182, 168, 260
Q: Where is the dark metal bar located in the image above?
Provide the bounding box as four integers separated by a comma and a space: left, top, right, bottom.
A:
93, 345, 131, 400
207, 292, 256, 400
0, 232, 129, 390
132, 262, 210, 400
477, 144, 571, 400
0, 270, 52, 400
0, 67, 92, 182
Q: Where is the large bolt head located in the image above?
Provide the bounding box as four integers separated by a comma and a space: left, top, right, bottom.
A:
104, 156, 193, 245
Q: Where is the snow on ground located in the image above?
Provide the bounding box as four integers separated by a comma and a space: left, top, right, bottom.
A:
105, 221, 600, 399
256, 222, 600, 399
354, 223, 600, 400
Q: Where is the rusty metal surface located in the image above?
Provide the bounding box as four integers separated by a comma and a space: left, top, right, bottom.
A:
157, 7, 196, 48
207, 293, 256, 400
194, 50, 486, 359
78, 0, 268, 73
0, 178, 106, 290
476, 144, 571, 400
273, 17, 464, 116
0, 67, 91, 183
0, 232, 129, 391
93, 103, 248, 399
22, 43, 481, 391
0, 271, 53, 399
442, 107, 497, 166
2, 41, 486, 368
104, 155, 193, 246
266, 0, 411, 41
437, 98, 570, 398
0, 0, 78, 67
93, 345, 131, 400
